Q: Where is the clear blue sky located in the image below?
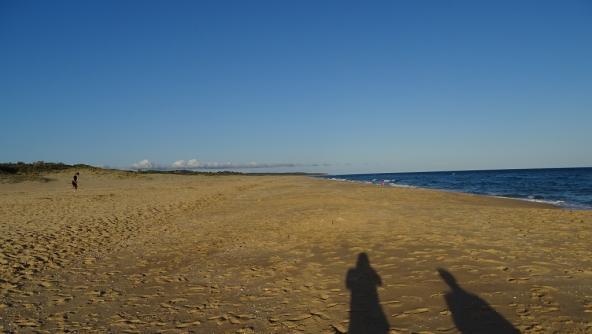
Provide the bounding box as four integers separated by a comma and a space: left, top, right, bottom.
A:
1, 0, 591, 173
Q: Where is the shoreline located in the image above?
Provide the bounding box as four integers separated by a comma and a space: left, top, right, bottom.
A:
321, 176, 588, 210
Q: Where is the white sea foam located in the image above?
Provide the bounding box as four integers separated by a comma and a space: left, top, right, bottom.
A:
492, 195, 565, 207
387, 183, 417, 189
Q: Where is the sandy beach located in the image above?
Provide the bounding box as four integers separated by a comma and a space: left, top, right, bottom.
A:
1, 169, 591, 333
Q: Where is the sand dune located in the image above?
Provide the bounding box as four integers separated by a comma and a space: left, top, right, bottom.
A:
1, 170, 591, 333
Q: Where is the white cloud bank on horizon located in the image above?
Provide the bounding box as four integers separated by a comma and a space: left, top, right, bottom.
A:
131, 159, 153, 169
171, 159, 300, 169
131, 159, 319, 170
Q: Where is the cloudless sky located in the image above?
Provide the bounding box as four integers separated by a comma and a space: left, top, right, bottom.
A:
1, 0, 591, 173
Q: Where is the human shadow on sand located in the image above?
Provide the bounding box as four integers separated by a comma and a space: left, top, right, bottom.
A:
346, 253, 390, 334
438, 268, 520, 334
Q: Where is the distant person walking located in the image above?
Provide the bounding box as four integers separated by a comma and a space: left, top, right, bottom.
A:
71, 172, 79, 190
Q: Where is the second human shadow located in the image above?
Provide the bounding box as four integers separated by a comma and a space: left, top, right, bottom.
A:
438, 268, 520, 334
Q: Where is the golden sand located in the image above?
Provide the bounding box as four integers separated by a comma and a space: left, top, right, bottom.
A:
1, 170, 591, 333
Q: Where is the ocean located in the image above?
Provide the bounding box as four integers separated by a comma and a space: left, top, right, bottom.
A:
325, 167, 592, 210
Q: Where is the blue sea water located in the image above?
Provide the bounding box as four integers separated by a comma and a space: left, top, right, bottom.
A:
325, 167, 592, 210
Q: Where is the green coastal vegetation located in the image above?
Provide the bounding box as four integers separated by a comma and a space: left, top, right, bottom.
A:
0, 161, 324, 183
0, 161, 98, 183
0, 161, 94, 175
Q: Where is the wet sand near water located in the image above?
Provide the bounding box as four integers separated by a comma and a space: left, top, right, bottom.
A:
1, 170, 591, 333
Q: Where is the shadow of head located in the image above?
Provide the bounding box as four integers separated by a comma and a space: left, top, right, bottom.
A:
356, 252, 370, 268
437, 268, 459, 289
